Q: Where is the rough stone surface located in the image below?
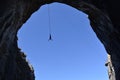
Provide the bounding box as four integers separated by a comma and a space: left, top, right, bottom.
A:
0, 0, 120, 80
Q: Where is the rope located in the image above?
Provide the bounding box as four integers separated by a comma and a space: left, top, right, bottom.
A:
47, 4, 52, 41
48, 4, 51, 35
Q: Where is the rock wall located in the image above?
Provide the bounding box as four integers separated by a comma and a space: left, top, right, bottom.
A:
0, 0, 120, 80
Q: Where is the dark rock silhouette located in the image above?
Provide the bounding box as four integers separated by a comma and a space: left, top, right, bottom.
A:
0, 0, 120, 80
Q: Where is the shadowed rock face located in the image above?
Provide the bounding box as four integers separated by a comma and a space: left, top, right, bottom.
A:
0, 0, 120, 80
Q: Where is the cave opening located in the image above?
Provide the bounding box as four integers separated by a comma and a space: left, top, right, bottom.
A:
18, 3, 108, 80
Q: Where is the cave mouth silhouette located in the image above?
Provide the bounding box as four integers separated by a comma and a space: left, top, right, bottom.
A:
18, 3, 108, 80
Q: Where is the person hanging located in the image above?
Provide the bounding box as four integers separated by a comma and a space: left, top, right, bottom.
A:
48, 4, 53, 41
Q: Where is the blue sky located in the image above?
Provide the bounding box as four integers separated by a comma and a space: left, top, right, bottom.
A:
18, 3, 108, 80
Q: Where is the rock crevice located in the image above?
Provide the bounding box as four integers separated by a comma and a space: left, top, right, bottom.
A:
0, 0, 120, 80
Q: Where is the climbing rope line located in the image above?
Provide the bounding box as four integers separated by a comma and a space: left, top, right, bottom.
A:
47, 4, 52, 41
48, 4, 51, 34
